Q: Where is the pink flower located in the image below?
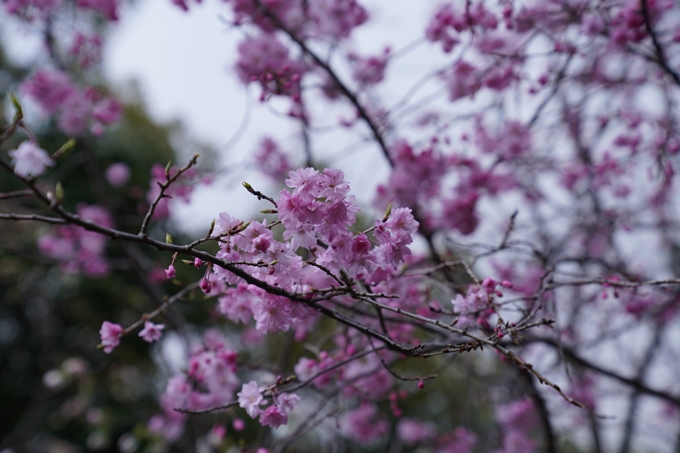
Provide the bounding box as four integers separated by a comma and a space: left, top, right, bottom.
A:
105, 162, 130, 187
350, 48, 390, 86
341, 403, 388, 444
58, 90, 91, 135
70, 33, 103, 69
440, 427, 477, 453
165, 265, 177, 279
308, 0, 368, 39
238, 381, 265, 418
495, 397, 537, 432
446, 60, 480, 100
452, 286, 489, 315
139, 321, 165, 343
76, 0, 119, 20
9, 141, 54, 178
21, 70, 75, 114
99, 321, 123, 353
277, 393, 300, 414
396, 419, 437, 444
254, 137, 292, 180
235, 34, 305, 100
259, 405, 288, 429
4, 0, 63, 15
350, 233, 371, 255
233, 418, 245, 431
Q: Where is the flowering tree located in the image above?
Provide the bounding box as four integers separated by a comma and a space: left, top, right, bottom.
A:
2, 0, 680, 452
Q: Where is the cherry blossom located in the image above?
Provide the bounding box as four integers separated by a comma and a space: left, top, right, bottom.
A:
8, 141, 54, 178
138, 321, 165, 343
99, 321, 122, 354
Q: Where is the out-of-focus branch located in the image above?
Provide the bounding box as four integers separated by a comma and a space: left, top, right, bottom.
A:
531, 337, 680, 407
251, 0, 393, 167
0, 213, 66, 224
640, 0, 680, 87
139, 155, 199, 237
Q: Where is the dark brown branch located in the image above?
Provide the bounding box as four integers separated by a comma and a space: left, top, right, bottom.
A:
139, 155, 199, 237
531, 337, 680, 407
641, 0, 680, 87
0, 190, 35, 200
251, 0, 393, 167
0, 213, 66, 224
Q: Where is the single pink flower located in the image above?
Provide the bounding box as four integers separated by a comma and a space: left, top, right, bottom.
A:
139, 321, 165, 343
100, 321, 123, 354
9, 141, 54, 178
106, 162, 130, 187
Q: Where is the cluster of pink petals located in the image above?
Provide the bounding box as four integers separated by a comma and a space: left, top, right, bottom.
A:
350, 48, 390, 87
293, 354, 338, 388
235, 34, 305, 102
212, 167, 418, 336
375, 139, 449, 210
70, 33, 103, 69
426, 2, 497, 53
492, 397, 538, 453
451, 278, 512, 328
341, 402, 388, 444
226, 0, 303, 32
378, 132, 521, 236
38, 204, 113, 276
608, 0, 673, 46
4, 0, 61, 16
8, 141, 54, 178
452, 286, 489, 316
138, 321, 165, 343
253, 137, 293, 180
105, 162, 131, 187
75, 0, 119, 21
438, 427, 477, 453
99, 321, 122, 354
149, 331, 239, 440
445, 59, 517, 101
237, 381, 300, 429
307, 0, 368, 39
22, 70, 121, 136
396, 418, 437, 444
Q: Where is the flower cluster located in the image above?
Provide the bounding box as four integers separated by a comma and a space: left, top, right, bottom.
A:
237, 381, 300, 429
99, 321, 122, 354
349, 48, 390, 87
253, 137, 293, 180
148, 330, 240, 439
22, 70, 121, 136
425, 2, 497, 53
38, 204, 113, 276
4, 0, 62, 16
235, 34, 305, 103
307, 0, 368, 39
8, 141, 54, 178
341, 403, 388, 444
493, 398, 538, 453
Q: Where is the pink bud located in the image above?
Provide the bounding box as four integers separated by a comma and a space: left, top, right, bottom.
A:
201, 278, 212, 294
